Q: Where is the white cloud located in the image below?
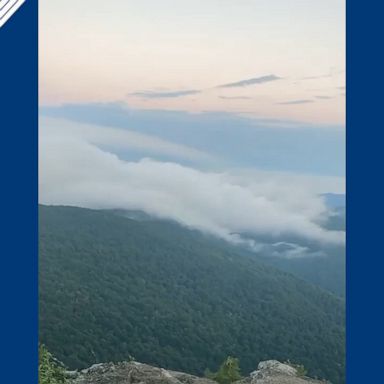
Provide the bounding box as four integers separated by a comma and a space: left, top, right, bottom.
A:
266, 242, 326, 259
39, 120, 345, 245
40, 116, 214, 164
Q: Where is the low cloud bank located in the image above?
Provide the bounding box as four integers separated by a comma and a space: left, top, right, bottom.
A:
40, 121, 344, 246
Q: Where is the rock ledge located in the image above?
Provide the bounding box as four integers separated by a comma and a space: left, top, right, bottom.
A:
68, 360, 328, 384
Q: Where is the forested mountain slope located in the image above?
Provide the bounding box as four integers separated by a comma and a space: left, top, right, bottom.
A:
39, 205, 345, 384
240, 207, 345, 297
256, 248, 345, 297
116, 208, 346, 297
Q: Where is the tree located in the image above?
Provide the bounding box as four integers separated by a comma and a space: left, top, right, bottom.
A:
206, 357, 242, 384
39, 344, 67, 384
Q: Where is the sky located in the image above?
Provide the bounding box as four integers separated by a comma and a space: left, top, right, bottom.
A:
39, 1, 345, 247
40, 0, 345, 124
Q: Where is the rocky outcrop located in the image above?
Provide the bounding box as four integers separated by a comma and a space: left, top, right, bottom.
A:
68, 360, 328, 384
68, 361, 216, 384
237, 360, 327, 384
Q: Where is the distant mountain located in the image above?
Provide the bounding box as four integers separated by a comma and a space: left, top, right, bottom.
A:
242, 204, 345, 297
39, 205, 345, 384
256, 247, 345, 297
322, 193, 346, 209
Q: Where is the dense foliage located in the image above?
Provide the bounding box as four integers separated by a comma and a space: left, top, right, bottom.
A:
39, 345, 67, 384
39, 205, 345, 384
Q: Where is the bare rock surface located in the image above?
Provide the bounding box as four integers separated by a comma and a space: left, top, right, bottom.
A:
68, 361, 216, 384
236, 360, 328, 384
68, 360, 328, 384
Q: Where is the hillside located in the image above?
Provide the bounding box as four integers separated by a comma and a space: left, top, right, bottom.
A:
39, 205, 345, 384
238, 207, 345, 297
254, 240, 345, 297
116, 208, 346, 297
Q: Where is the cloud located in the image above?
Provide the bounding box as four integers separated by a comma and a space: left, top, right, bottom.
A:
217, 75, 281, 88
128, 75, 280, 98
129, 89, 201, 98
39, 122, 344, 245
302, 75, 330, 80
259, 242, 326, 259
40, 116, 215, 164
277, 99, 314, 105
302, 69, 345, 80
219, 96, 253, 100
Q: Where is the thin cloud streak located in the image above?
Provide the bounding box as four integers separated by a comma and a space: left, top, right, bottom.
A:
219, 95, 253, 100
278, 99, 314, 105
129, 89, 201, 99
302, 69, 345, 80
129, 74, 281, 99
218, 75, 281, 88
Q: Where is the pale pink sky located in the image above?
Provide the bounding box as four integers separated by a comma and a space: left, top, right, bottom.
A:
40, 0, 345, 125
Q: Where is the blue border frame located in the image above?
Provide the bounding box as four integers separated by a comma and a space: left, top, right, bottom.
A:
0, 1, 38, 383
1, 1, 383, 383
346, 1, 384, 383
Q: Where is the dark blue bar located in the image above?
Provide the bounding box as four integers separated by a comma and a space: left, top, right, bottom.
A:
347, 1, 384, 383
0, 1, 38, 383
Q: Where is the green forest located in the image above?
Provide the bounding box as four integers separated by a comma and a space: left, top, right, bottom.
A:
39, 205, 345, 384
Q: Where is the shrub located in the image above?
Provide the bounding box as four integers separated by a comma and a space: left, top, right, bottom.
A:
39, 344, 67, 384
206, 356, 242, 384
